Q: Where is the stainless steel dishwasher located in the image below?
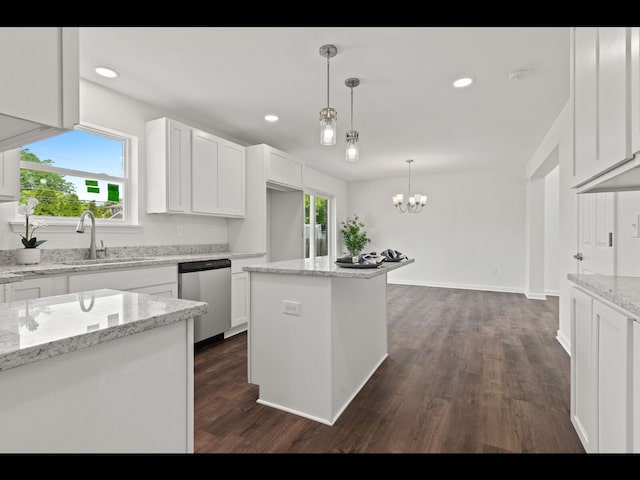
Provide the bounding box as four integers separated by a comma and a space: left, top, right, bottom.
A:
178, 259, 231, 346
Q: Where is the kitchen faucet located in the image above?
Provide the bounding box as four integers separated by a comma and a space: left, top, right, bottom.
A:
75, 210, 97, 259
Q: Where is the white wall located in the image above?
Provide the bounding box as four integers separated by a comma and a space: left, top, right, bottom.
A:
616, 190, 640, 276
347, 168, 526, 292
525, 100, 573, 353
544, 165, 560, 294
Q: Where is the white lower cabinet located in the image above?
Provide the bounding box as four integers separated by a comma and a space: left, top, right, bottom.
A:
68, 265, 178, 298
6, 276, 67, 301
231, 272, 249, 328
634, 320, 640, 453
595, 300, 633, 453
570, 285, 635, 453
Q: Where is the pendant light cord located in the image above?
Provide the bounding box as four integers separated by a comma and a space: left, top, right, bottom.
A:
350, 86, 354, 129
408, 161, 411, 196
326, 56, 330, 109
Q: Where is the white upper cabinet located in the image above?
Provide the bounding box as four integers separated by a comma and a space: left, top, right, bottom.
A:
0, 148, 19, 202
573, 27, 598, 183
192, 129, 245, 217
146, 117, 191, 214
631, 27, 640, 155
573, 27, 635, 191
146, 118, 245, 218
266, 147, 303, 189
0, 27, 79, 152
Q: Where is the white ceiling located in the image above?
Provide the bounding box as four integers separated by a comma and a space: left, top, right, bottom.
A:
79, 26, 570, 183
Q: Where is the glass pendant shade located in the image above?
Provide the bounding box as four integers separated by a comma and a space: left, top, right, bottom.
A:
345, 130, 359, 161
320, 107, 337, 146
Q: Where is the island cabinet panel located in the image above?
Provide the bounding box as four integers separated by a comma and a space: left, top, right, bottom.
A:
634, 320, 640, 453
0, 319, 193, 453
249, 271, 390, 425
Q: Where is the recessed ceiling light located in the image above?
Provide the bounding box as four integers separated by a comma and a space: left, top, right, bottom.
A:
95, 66, 119, 78
453, 77, 473, 88
264, 114, 279, 122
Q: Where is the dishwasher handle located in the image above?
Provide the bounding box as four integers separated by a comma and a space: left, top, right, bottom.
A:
178, 259, 231, 273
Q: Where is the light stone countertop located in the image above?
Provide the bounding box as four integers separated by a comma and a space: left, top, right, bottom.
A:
0, 251, 266, 285
568, 273, 640, 318
0, 288, 208, 372
243, 256, 415, 279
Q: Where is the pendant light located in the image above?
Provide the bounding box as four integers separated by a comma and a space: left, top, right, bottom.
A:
319, 44, 338, 146
345, 77, 360, 162
393, 159, 427, 213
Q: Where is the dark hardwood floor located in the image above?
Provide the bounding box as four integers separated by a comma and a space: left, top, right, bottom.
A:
194, 285, 585, 454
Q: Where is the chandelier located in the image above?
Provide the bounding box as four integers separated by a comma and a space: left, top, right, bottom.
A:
392, 159, 427, 213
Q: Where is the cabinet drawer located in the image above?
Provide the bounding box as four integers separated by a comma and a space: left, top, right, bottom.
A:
68, 265, 178, 293
231, 256, 266, 274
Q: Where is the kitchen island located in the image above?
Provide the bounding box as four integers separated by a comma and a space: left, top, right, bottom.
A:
0, 289, 207, 453
244, 256, 414, 425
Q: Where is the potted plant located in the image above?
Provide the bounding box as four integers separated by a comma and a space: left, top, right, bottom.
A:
341, 214, 371, 257
16, 197, 47, 265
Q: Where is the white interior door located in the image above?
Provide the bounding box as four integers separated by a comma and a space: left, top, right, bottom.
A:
577, 192, 615, 274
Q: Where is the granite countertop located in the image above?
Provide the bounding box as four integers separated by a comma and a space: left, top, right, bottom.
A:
568, 273, 640, 318
0, 288, 208, 372
243, 256, 415, 279
0, 251, 266, 285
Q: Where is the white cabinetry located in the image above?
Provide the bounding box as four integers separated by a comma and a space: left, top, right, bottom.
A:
595, 299, 632, 453
6, 276, 68, 301
0, 27, 79, 152
191, 128, 245, 217
572, 27, 635, 191
227, 256, 265, 337
570, 285, 635, 453
0, 148, 19, 202
631, 27, 640, 155
146, 117, 191, 214
634, 320, 640, 453
146, 117, 245, 218
571, 286, 598, 452
68, 265, 178, 298
267, 147, 303, 189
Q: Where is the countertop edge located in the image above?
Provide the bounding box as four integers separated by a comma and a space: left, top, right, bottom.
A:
244, 258, 415, 278
0, 298, 208, 373
568, 273, 640, 318
0, 251, 266, 285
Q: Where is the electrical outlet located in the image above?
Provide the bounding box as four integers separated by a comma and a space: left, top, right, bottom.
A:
282, 300, 301, 316
491, 268, 498, 275
174, 226, 183, 236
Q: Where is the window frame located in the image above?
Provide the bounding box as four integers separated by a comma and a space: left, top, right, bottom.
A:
304, 189, 334, 260
11, 122, 140, 233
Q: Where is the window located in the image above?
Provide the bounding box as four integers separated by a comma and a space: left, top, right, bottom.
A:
305, 192, 331, 259
19, 126, 128, 222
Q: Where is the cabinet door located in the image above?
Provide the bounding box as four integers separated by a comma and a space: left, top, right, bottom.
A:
9, 278, 53, 301
167, 120, 191, 213
267, 150, 288, 184
0, 148, 19, 202
596, 299, 632, 453
191, 129, 219, 214
598, 27, 630, 171
631, 27, 640, 155
573, 27, 598, 184
129, 283, 177, 298
217, 141, 245, 217
287, 158, 303, 188
571, 287, 598, 452
231, 272, 249, 328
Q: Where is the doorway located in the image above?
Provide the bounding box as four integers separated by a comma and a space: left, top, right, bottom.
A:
305, 192, 332, 259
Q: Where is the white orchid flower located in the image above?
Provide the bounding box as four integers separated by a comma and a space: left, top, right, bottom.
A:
29, 219, 48, 231
17, 204, 28, 215
17, 197, 39, 216
27, 197, 39, 209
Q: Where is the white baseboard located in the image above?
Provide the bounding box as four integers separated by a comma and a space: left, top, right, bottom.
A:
556, 330, 571, 356
224, 323, 247, 339
545, 289, 560, 297
388, 279, 524, 295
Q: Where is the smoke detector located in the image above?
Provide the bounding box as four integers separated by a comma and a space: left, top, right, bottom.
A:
507, 68, 531, 80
